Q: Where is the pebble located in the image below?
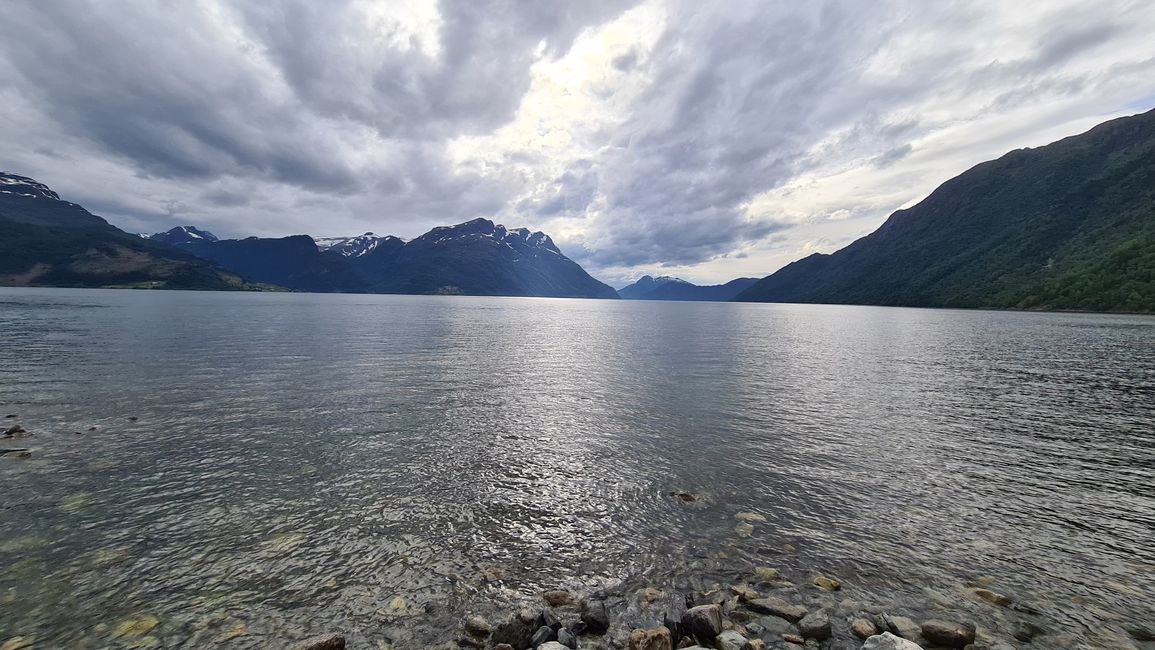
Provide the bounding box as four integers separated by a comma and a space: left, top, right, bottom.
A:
538, 643, 569, 650
735, 523, 755, 537
557, 627, 577, 649
735, 512, 767, 523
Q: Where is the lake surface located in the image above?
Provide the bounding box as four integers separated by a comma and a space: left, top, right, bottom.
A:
1, 287, 1152, 648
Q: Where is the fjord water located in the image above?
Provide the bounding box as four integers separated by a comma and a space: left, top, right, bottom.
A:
1, 288, 1152, 647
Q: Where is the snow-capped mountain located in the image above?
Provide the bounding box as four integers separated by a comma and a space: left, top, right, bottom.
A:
312, 232, 404, 258
148, 225, 219, 245
0, 174, 253, 290
410, 218, 563, 256
0, 172, 62, 201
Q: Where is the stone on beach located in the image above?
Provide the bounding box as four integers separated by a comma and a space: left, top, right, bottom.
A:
537, 643, 569, 650
529, 625, 556, 648
745, 597, 807, 622
861, 632, 924, 649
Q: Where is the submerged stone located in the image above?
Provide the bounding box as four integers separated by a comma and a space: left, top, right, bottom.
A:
861, 632, 924, 649
745, 598, 806, 622
920, 620, 974, 647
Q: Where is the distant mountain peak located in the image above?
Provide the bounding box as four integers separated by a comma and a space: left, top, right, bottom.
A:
0, 172, 61, 201
313, 232, 403, 258
148, 225, 219, 246
416, 218, 561, 255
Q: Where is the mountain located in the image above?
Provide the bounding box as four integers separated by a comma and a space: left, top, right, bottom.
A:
618, 275, 688, 299
147, 225, 219, 245
0, 173, 261, 290
355, 218, 618, 298
619, 274, 760, 301
736, 109, 1155, 313
166, 235, 363, 293
150, 218, 618, 298
313, 232, 404, 258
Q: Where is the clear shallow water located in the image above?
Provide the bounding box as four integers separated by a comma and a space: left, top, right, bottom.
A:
0, 287, 1152, 648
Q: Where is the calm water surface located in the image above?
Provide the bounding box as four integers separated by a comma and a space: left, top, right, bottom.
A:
1, 288, 1152, 648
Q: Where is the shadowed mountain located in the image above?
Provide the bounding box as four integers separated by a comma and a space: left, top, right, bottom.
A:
151, 218, 618, 298
354, 219, 619, 298
736, 108, 1155, 312
619, 275, 759, 301
0, 173, 263, 290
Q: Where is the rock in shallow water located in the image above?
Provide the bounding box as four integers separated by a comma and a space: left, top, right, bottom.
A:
745, 598, 807, 622
852, 618, 878, 639
581, 600, 610, 633
797, 611, 831, 640
290, 634, 346, 650
529, 625, 556, 648
920, 619, 974, 647
811, 576, 841, 591
970, 588, 1012, 607
464, 616, 492, 638
543, 590, 574, 607
681, 604, 722, 644
627, 627, 673, 650
861, 632, 924, 649
715, 629, 748, 650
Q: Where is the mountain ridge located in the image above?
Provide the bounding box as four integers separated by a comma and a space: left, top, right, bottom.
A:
620, 274, 759, 301
736, 108, 1155, 313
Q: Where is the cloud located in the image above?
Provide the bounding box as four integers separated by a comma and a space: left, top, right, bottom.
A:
1, 0, 1154, 283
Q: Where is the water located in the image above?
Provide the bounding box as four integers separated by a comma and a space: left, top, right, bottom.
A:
1, 287, 1152, 648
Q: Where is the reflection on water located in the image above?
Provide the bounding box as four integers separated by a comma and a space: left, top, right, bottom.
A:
1, 288, 1153, 647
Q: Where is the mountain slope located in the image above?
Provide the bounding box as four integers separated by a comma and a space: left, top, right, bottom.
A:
148, 225, 219, 245
149, 218, 618, 298
165, 235, 365, 293
736, 108, 1155, 312
0, 173, 262, 290
619, 275, 759, 301
362, 219, 619, 298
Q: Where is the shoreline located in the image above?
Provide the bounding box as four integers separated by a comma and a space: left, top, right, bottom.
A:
288, 564, 1151, 650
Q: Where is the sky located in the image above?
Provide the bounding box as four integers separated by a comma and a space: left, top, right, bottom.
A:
2, 1, 1154, 286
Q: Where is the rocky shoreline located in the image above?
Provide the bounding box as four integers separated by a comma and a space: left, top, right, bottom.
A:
288, 561, 1151, 650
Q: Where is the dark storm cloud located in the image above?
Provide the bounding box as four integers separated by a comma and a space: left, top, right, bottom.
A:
0, 0, 637, 231
1, 0, 1153, 276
